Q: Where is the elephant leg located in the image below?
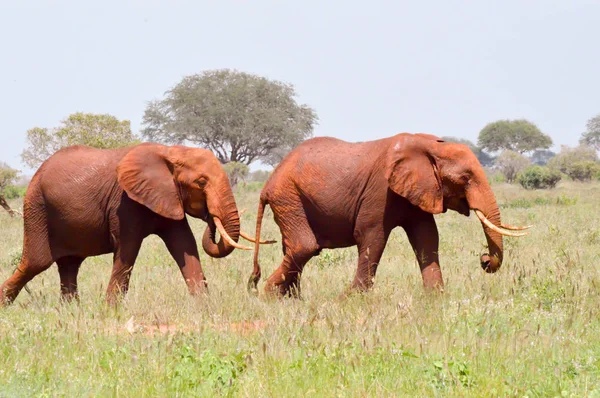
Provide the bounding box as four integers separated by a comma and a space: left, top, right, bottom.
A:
56, 256, 84, 302
403, 213, 443, 291
106, 241, 142, 304
0, 259, 53, 306
158, 220, 207, 296
265, 204, 319, 298
1, 228, 54, 306
351, 228, 388, 291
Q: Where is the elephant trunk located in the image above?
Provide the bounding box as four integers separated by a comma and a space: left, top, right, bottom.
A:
201, 185, 241, 259
467, 183, 504, 273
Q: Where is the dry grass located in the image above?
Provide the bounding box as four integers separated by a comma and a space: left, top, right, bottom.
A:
1, 181, 600, 397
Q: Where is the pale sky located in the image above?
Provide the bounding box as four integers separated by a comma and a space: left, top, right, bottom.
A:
1, 0, 599, 173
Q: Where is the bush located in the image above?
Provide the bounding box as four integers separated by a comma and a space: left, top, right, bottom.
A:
3, 185, 27, 199
495, 151, 530, 183
517, 166, 562, 190
565, 161, 600, 182
548, 145, 598, 176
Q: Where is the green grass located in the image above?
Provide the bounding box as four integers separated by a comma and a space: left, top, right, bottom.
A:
1, 181, 600, 397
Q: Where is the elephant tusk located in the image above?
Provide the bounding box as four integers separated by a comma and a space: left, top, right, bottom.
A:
213, 217, 253, 251
500, 223, 532, 231
474, 210, 529, 237
240, 231, 277, 244
237, 208, 276, 244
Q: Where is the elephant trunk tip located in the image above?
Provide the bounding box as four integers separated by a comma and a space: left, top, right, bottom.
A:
480, 253, 501, 273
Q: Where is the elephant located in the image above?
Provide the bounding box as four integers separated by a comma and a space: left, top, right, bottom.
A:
0, 142, 267, 306
249, 133, 530, 297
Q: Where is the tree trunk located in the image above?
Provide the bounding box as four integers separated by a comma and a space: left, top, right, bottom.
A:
0, 195, 17, 217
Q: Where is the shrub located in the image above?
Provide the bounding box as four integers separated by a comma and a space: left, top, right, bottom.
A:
495, 151, 530, 183
565, 161, 600, 182
517, 165, 562, 190
548, 145, 598, 176
3, 185, 27, 199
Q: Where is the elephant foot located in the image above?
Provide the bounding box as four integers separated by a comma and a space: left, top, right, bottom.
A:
60, 292, 80, 304
187, 280, 209, 297
264, 281, 301, 300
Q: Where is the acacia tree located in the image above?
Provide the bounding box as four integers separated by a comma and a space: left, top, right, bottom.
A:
21, 112, 140, 169
580, 113, 600, 151
478, 119, 552, 154
141, 69, 318, 165
0, 163, 20, 217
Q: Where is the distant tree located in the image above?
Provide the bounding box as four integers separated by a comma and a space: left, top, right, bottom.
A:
249, 169, 271, 183
477, 119, 552, 154
530, 149, 556, 165
548, 145, 599, 181
142, 69, 318, 165
548, 145, 598, 172
495, 150, 530, 183
21, 113, 140, 169
580, 113, 600, 151
441, 136, 494, 166
0, 163, 20, 217
223, 162, 249, 187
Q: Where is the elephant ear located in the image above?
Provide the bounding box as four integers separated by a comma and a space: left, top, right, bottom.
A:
116, 144, 184, 220
385, 135, 444, 214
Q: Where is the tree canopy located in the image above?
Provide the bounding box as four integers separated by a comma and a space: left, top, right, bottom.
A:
580, 113, 600, 151
21, 112, 140, 169
441, 136, 494, 166
477, 119, 552, 154
0, 162, 20, 217
0, 162, 18, 193
141, 69, 318, 165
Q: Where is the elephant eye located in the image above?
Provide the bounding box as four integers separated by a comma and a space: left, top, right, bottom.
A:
196, 178, 208, 188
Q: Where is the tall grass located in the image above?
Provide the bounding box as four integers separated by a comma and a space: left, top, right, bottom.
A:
1, 182, 599, 396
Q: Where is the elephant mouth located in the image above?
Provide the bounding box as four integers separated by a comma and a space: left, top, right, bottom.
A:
444, 197, 470, 216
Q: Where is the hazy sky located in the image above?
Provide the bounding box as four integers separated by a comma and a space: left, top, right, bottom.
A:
1, 0, 598, 173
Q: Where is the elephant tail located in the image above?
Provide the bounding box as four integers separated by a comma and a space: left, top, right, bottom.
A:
248, 196, 267, 294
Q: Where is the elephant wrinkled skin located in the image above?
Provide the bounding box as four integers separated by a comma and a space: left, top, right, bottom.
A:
250, 133, 529, 297
1, 143, 256, 306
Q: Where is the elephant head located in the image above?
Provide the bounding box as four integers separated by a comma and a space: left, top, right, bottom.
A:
116, 143, 254, 258
385, 133, 529, 273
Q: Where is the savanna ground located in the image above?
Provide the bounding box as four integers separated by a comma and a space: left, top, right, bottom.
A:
1, 181, 600, 397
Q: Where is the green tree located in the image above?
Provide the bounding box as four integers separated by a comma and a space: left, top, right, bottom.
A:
495, 150, 530, 183
141, 69, 318, 165
441, 136, 494, 166
580, 113, 600, 151
21, 112, 140, 169
222, 162, 249, 187
548, 145, 598, 177
0, 163, 20, 217
477, 119, 552, 154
